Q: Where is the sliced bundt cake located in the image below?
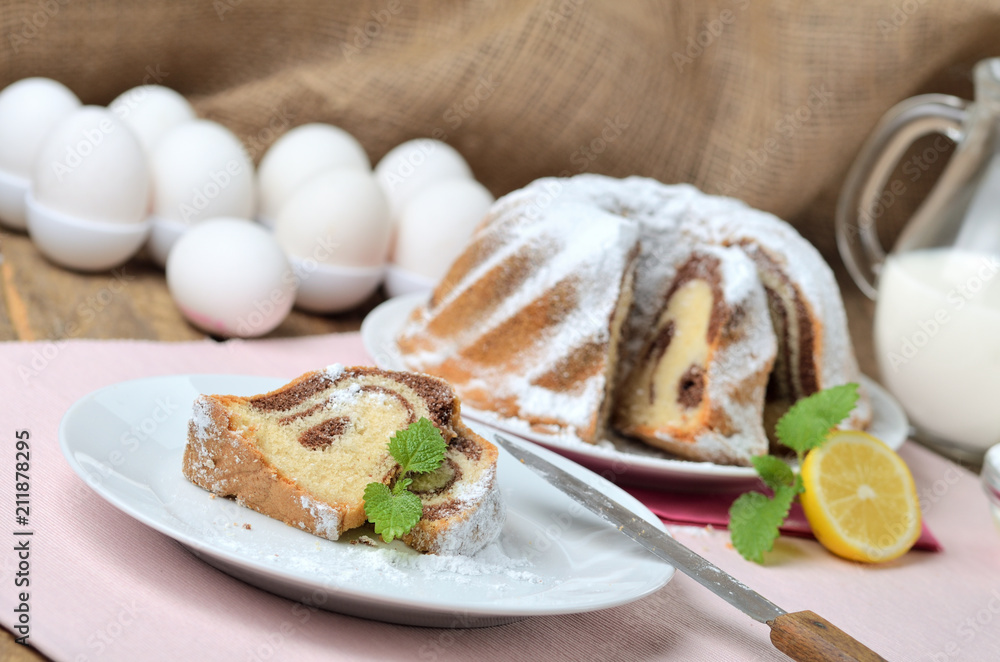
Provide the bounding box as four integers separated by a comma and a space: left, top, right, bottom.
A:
395, 174, 870, 466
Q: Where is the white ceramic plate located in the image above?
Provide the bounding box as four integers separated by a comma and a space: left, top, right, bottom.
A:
362, 293, 909, 490
59, 374, 674, 628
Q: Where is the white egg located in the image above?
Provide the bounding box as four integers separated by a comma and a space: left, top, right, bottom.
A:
257, 123, 369, 226
0, 78, 81, 178
26, 106, 151, 271
147, 120, 256, 266
166, 218, 295, 337
393, 179, 494, 281
275, 169, 390, 268
32, 106, 150, 224
109, 85, 196, 156
374, 139, 473, 221
0, 77, 81, 229
150, 119, 255, 226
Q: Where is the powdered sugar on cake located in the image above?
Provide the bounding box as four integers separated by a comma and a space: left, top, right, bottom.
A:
397, 174, 869, 457
190, 396, 215, 443
399, 202, 640, 438
185, 396, 222, 484
419, 466, 505, 556
299, 494, 343, 540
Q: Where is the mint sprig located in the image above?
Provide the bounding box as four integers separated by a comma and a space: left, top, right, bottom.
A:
729, 488, 797, 564
776, 383, 860, 461
751, 454, 796, 492
729, 384, 859, 563
388, 417, 447, 474
363, 480, 423, 543
363, 417, 447, 543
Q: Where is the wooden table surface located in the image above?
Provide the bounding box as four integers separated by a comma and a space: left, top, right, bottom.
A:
0, 227, 377, 342
0, 224, 883, 661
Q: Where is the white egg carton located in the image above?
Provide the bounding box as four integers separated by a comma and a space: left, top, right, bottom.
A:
0, 77, 492, 336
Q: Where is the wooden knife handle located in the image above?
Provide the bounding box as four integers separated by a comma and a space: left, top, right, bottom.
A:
768, 611, 888, 662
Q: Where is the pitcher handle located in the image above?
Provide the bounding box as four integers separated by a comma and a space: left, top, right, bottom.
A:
835, 94, 969, 299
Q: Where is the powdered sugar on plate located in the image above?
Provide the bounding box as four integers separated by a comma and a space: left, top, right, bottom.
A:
191, 507, 542, 593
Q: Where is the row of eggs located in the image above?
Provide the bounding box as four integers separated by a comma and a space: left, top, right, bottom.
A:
0, 78, 495, 336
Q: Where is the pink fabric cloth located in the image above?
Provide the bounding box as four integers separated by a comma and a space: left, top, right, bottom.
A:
623, 487, 944, 552
1, 333, 997, 661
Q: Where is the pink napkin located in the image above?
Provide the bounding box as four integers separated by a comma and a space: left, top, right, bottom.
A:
623, 485, 943, 552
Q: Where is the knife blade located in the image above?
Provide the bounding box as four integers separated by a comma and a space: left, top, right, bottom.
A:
495, 434, 887, 662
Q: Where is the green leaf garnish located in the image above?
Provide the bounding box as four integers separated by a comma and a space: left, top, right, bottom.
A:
729, 485, 797, 564
775, 383, 859, 457
751, 454, 796, 493
363, 482, 423, 543
728, 383, 859, 563
388, 417, 447, 474
363, 417, 448, 543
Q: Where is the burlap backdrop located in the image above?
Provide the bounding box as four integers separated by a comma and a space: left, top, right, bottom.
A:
1, 0, 998, 260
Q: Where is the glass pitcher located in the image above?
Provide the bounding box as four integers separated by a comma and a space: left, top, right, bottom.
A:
836, 57, 1000, 463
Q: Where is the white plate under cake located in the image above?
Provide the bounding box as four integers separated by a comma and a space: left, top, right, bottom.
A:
59, 373, 675, 627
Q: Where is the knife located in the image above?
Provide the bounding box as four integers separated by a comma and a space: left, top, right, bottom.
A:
494, 434, 887, 662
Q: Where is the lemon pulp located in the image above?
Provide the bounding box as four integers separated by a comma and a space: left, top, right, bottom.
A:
800, 431, 921, 563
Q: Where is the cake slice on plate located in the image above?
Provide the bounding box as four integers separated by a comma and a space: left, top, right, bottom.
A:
182, 365, 504, 555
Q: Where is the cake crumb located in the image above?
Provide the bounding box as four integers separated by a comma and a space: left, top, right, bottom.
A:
243, 523, 252, 530
350, 536, 379, 547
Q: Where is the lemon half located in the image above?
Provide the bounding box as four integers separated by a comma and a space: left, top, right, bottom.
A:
800, 430, 921, 563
